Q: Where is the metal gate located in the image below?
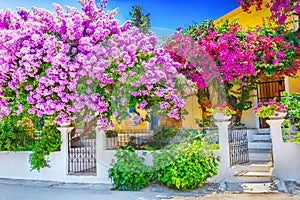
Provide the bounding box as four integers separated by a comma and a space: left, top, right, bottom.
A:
228, 125, 249, 166
68, 128, 96, 175
257, 80, 285, 128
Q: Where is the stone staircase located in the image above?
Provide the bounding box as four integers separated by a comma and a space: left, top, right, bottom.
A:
226, 128, 278, 193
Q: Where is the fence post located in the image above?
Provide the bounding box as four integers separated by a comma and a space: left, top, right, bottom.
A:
266, 118, 285, 176
95, 126, 109, 178
214, 120, 233, 181
57, 126, 74, 175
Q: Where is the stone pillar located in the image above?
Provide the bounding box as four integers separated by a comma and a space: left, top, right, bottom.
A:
214, 120, 233, 181
57, 127, 74, 175
266, 118, 285, 176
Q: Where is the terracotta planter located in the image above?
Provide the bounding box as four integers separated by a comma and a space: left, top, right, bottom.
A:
213, 112, 232, 122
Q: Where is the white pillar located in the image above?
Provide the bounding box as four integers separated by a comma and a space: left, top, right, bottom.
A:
215, 121, 233, 181
57, 127, 74, 176
95, 127, 107, 177
266, 118, 285, 175
96, 127, 106, 152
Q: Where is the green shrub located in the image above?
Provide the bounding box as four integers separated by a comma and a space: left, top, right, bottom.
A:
281, 92, 300, 128
153, 139, 219, 191
29, 119, 61, 171
0, 115, 36, 151
105, 130, 118, 138
108, 146, 154, 191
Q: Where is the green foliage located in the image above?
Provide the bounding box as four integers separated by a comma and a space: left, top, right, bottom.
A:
129, 5, 150, 33
105, 130, 118, 138
255, 105, 275, 118
281, 119, 300, 143
291, 132, 300, 143
125, 126, 179, 150
29, 117, 62, 171
152, 138, 219, 191
108, 146, 154, 191
0, 115, 36, 151
0, 114, 61, 170
281, 92, 300, 128
279, 93, 300, 143
195, 116, 213, 129
144, 126, 178, 149
225, 79, 256, 122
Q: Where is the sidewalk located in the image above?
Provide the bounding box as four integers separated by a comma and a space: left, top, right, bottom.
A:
0, 178, 299, 200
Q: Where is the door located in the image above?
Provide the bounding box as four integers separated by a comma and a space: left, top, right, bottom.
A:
257, 79, 285, 128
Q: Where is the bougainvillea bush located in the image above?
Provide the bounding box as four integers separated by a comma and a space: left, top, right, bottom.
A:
239, 0, 300, 25
0, 0, 192, 170
165, 20, 299, 122
0, 0, 188, 130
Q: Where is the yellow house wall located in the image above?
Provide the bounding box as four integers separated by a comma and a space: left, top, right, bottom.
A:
288, 72, 300, 93
240, 91, 257, 128
181, 96, 202, 129
214, 5, 272, 28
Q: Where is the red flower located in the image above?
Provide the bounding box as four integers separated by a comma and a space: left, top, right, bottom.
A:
274, 36, 284, 43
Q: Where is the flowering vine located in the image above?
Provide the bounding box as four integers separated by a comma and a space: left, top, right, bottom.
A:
0, 0, 187, 129
166, 20, 299, 122
239, 0, 300, 25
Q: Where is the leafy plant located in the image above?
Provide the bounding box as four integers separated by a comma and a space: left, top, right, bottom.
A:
105, 130, 118, 138
29, 117, 62, 171
125, 126, 179, 150
254, 99, 288, 118
152, 138, 219, 191
0, 115, 36, 151
281, 92, 300, 128
207, 104, 237, 116
108, 146, 154, 191
146, 126, 178, 149
129, 5, 151, 33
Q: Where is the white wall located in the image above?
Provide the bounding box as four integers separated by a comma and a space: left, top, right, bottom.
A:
4, 120, 299, 185
267, 119, 300, 182
0, 126, 230, 184
273, 142, 300, 181
0, 127, 111, 184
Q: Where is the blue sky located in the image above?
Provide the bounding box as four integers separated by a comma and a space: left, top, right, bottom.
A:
0, 0, 239, 30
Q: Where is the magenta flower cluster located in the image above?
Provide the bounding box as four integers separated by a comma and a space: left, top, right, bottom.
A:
0, 0, 186, 129
165, 27, 257, 88
239, 0, 300, 25
165, 22, 299, 89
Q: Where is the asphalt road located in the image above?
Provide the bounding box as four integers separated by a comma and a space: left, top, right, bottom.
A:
0, 180, 299, 200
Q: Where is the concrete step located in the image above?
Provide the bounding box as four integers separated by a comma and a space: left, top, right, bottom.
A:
249, 152, 272, 161
257, 129, 270, 134
252, 134, 270, 142
249, 148, 271, 153
228, 175, 273, 183
248, 142, 272, 149
226, 182, 278, 193
235, 170, 273, 177
233, 162, 272, 173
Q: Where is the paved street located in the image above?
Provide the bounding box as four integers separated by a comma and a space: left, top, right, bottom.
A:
0, 179, 299, 200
